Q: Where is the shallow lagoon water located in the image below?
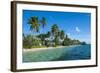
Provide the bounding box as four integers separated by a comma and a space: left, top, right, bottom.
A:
23, 45, 91, 62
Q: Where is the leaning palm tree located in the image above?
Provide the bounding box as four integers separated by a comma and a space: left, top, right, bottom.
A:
40, 17, 47, 28
28, 16, 40, 33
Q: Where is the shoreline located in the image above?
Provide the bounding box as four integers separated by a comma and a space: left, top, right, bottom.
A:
23, 45, 80, 52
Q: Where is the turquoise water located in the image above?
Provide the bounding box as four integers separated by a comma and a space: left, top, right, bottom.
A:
23, 45, 91, 62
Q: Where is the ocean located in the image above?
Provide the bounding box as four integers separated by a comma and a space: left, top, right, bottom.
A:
23, 44, 91, 62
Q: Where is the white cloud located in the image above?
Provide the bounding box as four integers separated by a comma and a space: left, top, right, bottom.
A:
75, 27, 80, 33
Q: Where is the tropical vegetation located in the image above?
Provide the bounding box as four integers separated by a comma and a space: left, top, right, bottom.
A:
23, 16, 87, 49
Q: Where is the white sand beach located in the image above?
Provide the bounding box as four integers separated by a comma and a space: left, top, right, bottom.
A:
23, 46, 67, 52
23, 45, 80, 52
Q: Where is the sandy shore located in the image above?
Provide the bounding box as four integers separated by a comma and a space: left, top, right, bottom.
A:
23, 46, 67, 52
23, 45, 80, 52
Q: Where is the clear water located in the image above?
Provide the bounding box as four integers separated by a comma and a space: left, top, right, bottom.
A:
23, 45, 91, 62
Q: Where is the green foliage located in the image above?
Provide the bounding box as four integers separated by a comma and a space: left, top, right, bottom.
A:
28, 16, 40, 32
23, 35, 34, 48
37, 34, 46, 45
62, 35, 71, 46
51, 24, 59, 37
23, 35, 42, 49
32, 38, 41, 46
60, 30, 65, 40
45, 40, 51, 47
46, 31, 51, 38
71, 40, 81, 45
54, 37, 60, 45
32, 46, 46, 48
24, 16, 86, 49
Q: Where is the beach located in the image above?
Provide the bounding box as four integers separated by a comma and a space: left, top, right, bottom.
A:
23, 46, 67, 52
23, 45, 80, 52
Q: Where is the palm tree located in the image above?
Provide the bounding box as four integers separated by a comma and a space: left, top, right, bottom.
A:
54, 36, 60, 46
62, 35, 71, 46
46, 31, 51, 38
40, 17, 47, 28
51, 24, 60, 46
60, 30, 65, 40
51, 24, 59, 37
28, 16, 40, 33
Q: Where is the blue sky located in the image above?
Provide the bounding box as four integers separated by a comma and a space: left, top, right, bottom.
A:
23, 10, 91, 43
